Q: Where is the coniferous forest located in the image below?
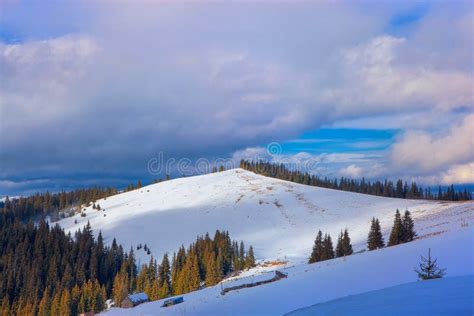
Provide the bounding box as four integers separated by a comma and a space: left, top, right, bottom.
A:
0, 187, 118, 222
0, 213, 120, 315
0, 201, 255, 315
240, 160, 472, 201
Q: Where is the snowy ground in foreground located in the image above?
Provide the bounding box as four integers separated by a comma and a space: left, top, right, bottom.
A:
58, 169, 474, 265
286, 275, 474, 316
104, 226, 473, 316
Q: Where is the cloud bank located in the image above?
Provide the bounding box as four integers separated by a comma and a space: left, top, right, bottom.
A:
0, 1, 472, 194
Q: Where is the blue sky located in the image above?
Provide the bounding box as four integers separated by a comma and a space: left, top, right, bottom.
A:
281, 129, 397, 155
0, 1, 473, 195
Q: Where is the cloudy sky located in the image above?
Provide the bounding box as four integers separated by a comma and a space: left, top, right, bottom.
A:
0, 0, 473, 195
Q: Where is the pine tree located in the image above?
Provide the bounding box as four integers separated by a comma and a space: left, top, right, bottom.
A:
336, 229, 352, 257
112, 273, 128, 306
245, 246, 256, 268
1, 297, 11, 316
415, 248, 446, 280
38, 288, 51, 316
322, 233, 334, 260
367, 218, 385, 250
50, 292, 61, 316
158, 253, 171, 298
59, 289, 70, 315
204, 254, 221, 286
309, 230, 324, 263
402, 210, 416, 242
388, 210, 404, 246
341, 229, 353, 256
176, 250, 200, 294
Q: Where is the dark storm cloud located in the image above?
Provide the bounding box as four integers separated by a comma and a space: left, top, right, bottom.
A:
0, 1, 473, 195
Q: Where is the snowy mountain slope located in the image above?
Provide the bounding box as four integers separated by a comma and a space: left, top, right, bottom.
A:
104, 226, 474, 315
287, 275, 474, 316
58, 169, 473, 265
59, 169, 474, 262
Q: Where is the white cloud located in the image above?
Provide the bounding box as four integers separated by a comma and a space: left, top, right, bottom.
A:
1, 2, 474, 194
441, 163, 474, 184
340, 164, 363, 178
389, 114, 474, 173
322, 35, 473, 115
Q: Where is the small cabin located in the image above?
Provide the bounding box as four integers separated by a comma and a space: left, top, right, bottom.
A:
162, 296, 184, 307
121, 292, 149, 308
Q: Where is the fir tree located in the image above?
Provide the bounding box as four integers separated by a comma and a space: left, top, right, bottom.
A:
336, 229, 353, 257
415, 248, 446, 280
309, 230, 324, 263
112, 273, 128, 306
322, 233, 335, 260
239, 241, 245, 270
388, 210, 404, 246
245, 246, 256, 268
158, 253, 171, 298
59, 289, 71, 315
402, 210, 416, 242
342, 229, 353, 255
204, 254, 221, 286
367, 218, 385, 250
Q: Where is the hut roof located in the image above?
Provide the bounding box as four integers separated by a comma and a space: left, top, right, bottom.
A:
127, 292, 148, 304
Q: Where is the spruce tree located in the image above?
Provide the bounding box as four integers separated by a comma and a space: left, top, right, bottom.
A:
336, 229, 353, 257
402, 210, 416, 242
112, 273, 128, 306
182, 250, 200, 292
322, 234, 334, 260
388, 210, 404, 246
367, 218, 385, 250
309, 230, 324, 263
415, 248, 446, 280
59, 290, 71, 315
239, 241, 245, 270
245, 246, 256, 268
158, 253, 171, 298
341, 229, 353, 256
204, 254, 221, 286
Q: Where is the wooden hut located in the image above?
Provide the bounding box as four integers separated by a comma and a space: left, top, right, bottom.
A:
121, 292, 149, 308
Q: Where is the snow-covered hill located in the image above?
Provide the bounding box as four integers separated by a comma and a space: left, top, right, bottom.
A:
288, 274, 474, 316
57, 169, 473, 315
59, 169, 472, 264
104, 227, 473, 316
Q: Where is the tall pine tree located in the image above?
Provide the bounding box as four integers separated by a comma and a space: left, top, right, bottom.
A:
388, 209, 404, 246
309, 230, 324, 263
367, 218, 385, 250
402, 210, 416, 242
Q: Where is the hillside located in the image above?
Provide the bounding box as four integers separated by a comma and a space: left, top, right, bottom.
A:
56, 169, 473, 315
105, 227, 473, 315
287, 275, 474, 316
59, 169, 473, 264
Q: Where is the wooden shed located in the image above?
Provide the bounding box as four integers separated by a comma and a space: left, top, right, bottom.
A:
162, 296, 184, 307
121, 292, 149, 308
